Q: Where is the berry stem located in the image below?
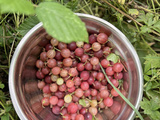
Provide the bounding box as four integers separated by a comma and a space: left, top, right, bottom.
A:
85, 52, 93, 57
54, 47, 61, 51
93, 115, 97, 120
98, 98, 103, 104
70, 92, 75, 96
83, 60, 88, 65
85, 98, 92, 102
61, 105, 65, 110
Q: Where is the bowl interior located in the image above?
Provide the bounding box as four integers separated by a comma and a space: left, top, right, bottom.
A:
9, 14, 142, 120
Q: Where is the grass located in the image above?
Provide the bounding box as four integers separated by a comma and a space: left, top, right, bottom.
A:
0, 0, 160, 120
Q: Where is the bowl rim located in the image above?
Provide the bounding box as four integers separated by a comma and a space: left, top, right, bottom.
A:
9, 13, 143, 120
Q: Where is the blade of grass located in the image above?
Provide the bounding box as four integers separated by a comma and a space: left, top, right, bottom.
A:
4, 21, 16, 33
77, 4, 89, 14
99, 63, 144, 120
83, 0, 94, 15
1, 68, 8, 74
2, 24, 8, 61
112, 0, 127, 13
0, 13, 10, 24
0, 65, 9, 68
8, 34, 17, 66
75, 2, 92, 13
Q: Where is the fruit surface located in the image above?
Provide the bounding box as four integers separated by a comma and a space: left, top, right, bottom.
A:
35, 33, 126, 119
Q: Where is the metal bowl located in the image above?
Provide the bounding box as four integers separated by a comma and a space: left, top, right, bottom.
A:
9, 13, 143, 120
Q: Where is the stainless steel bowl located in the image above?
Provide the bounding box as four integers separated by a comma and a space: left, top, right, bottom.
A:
9, 13, 143, 120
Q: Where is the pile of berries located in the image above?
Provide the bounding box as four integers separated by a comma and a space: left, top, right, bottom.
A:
36, 33, 125, 120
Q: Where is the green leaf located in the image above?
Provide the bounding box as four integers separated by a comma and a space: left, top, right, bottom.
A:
17, 16, 39, 36
144, 75, 150, 81
152, 27, 160, 33
136, 11, 147, 24
136, 12, 156, 27
0, 0, 35, 15
150, 82, 160, 89
146, 13, 155, 26
152, 21, 160, 33
144, 54, 160, 69
129, 9, 139, 15
112, 21, 138, 44
79, 99, 86, 107
145, 69, 157, 75
141, 98, 160, 120
64, 0, 78, 11
107, 53, 119, 63
0, 90, 6, 103
5, 105, 12, 112
144, 63, 151, 73
134, 41, 154, 66
145, 82, 152, 91
140, 26, 152, 33
146, 90, 160, 104
36, 2, 88, 43
1, 113, 9, 120
0, 82, 5, 89
153, 21, 160, 28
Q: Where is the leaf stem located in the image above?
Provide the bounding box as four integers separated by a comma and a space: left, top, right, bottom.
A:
0, 101, 5, 108
0, 110, 5, 116
134, 5, 158, 14
151, 0, 156, 13
1, 68, 9, 75
9, 113, 14, 120
99, 63, 144, 120
154, 0, 160, 6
